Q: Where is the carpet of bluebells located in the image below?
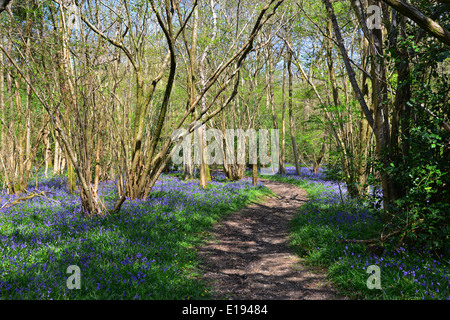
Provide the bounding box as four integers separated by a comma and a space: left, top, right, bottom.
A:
0, 172, 267, 300
2, 166, 449, 300
271, 165, 450, 300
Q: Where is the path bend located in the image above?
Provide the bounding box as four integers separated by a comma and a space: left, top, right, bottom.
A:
197, 179, 344, 300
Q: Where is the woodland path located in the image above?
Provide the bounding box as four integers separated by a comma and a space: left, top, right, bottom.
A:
197, 179, 345, 300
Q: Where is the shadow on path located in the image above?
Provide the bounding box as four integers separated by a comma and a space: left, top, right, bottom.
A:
197, 179, 345, 300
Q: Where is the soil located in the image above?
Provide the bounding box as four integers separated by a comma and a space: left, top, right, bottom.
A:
197, 178, 345, 300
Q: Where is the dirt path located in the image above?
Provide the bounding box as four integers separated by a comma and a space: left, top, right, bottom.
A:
197, 179, 344, 300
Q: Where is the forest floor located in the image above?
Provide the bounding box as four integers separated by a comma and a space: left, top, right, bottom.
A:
197, 178, 345, 300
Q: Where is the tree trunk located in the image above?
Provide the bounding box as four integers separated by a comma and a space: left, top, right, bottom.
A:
369, 0, 396, 205
287, 50, 301, 176
93, 137, 102, 195
44, 129, 51, 178
53, 134, 61, 175
313, 142, 327, 173
0, 38, 4, 176
252, 163, 258, 185
391, 14, 412, 200
326, 0, 399, 205
280, 56, 287, 174
381, 0, 450, 46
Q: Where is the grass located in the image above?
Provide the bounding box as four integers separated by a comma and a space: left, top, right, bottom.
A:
0, 172, 271, 300
258, 166, 450, 300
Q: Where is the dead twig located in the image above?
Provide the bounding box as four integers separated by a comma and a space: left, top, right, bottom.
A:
337, 229, 404, 245
0, 190, 55, 210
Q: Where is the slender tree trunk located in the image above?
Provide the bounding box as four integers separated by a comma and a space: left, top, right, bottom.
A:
0, 38, 4, 173
313, 142, 327, 173
252, 163, 258, 185
266, 48, 283, 174
44, 129, 51, 178
53, 133, 60, 175
287, 50, 301, 176
391, 14, 411, 200
93, 137, 102, 195
279, 57, 287, 174
357, 26, 371, 196
369, 0, 396, 204
326, 18, 340, 108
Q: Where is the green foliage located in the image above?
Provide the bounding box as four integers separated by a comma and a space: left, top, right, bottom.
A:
385, 126, 450, 252
262, 174, 450, 300
380, 28, 450, 253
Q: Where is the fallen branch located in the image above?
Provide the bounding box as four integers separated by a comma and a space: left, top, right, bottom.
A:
337, 229, 404, 245
0, 190, 55, 210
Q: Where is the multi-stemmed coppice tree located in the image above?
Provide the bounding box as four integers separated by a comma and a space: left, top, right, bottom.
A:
0, 0, 286, 215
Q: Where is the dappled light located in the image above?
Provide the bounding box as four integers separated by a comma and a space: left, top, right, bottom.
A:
0, 0, 448, 305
